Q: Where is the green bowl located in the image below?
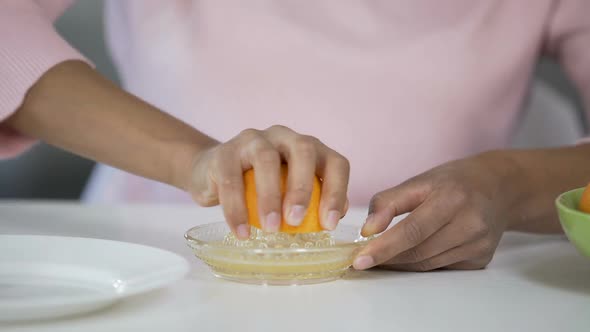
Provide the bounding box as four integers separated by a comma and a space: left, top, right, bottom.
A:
556, 188, 590, 258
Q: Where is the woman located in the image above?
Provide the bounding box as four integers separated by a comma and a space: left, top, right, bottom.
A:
1, 0, 589, 271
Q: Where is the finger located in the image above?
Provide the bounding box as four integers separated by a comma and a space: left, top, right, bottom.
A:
317, 149, 350, 231
264, 125, 297, 152
282, 135, 318, 227
353, 194, 454, 270
381, 238, 495, 272
213, 145, 250, 239
385, 210, 489, 264
263, 125, 314, 226
362, 179, 431, 237
242, 134, 283, 233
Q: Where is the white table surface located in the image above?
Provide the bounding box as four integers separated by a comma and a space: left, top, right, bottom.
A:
0, 201, 588, 332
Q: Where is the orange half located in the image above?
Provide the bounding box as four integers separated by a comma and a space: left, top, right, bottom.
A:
578, 182, 590, 213
244, 164, 322, 233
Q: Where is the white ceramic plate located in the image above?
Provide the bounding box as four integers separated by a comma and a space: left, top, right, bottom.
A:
0, 235, 189, 322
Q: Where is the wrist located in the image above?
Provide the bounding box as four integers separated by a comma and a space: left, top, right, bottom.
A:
474, 150, 528, 229
477, 147, 585, 233
169, 138, 219, 192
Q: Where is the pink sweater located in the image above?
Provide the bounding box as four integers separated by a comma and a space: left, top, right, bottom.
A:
1, 0, 590, 205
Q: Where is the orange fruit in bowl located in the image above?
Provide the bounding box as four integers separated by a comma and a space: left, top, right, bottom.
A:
578, 182, 590, 213
244, 164, 323, 233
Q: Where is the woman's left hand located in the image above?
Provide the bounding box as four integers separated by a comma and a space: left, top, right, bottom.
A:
353, 152, 519, 271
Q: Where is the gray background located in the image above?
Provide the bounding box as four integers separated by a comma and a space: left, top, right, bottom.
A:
0, 0, 585, 200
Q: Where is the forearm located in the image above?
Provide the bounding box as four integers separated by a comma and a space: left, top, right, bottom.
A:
484, 145, 590, 233
6, 60, 218, 191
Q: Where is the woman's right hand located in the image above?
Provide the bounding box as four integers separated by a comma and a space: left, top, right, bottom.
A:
187, 125, 350, 239
4, 62, 349, 235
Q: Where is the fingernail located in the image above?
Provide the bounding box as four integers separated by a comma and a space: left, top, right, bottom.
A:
286, 205, 306, 226
353, 255, 375, 270
236, 224, 250, 239
264, 212, 281, 233
323, 210, 340, 230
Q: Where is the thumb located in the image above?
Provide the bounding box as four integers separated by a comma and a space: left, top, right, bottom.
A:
362, 178, 430, 236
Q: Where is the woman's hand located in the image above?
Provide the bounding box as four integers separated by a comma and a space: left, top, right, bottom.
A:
353, 152, 520, 272
187, 125, 350, 239
5, 62, 349, 236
